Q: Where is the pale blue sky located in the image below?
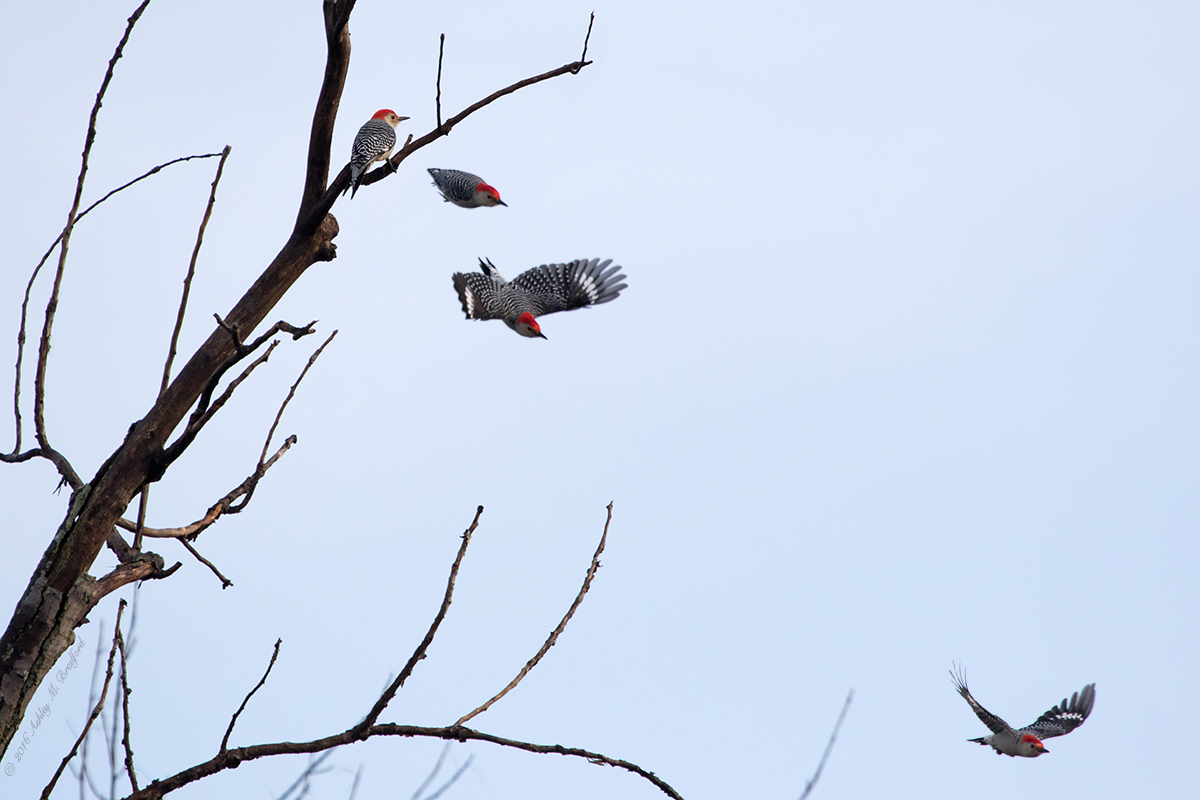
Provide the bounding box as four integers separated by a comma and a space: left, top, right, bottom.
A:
3, 1, 1198, 798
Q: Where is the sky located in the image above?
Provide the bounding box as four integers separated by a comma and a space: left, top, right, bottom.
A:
2, 1, 1199, 799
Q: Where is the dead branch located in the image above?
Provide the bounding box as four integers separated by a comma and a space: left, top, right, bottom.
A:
120, 720, 683, 800
577, 11, 595, 70
411, 743, 472, 800
161, 145, 233, 395
135, 145, 233, 549
92, 554, 179, 600
117, 625, 138, 793
221, 639, 282, 753
8, 151, 223, 461
177, 539, 232, 588
353, 506, 484, 737
299, 13, 595, 231
116, 435, 297, 540
435, 34, 445, 129
259, 331, 336, 467
454, 502, 611, 727
33, 0, 153, 471
798, 689, 853, 800
120, 436, 294, 538
41, 602, 127, 800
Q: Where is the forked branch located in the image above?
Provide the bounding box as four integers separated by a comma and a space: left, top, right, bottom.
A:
454, 502, 612, 727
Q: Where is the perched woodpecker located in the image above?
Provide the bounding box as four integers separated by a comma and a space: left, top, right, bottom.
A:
427, 168, 507, 208
452, 257, 626, 339
344, 109, 409, 198
950, 666, 1095, 757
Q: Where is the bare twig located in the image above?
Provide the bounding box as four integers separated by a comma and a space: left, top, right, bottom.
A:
353, 507, 484, 737
797, 689, 854, 800
161, 145, 232, 396
412, 744, 473, 800
8, 151, 221, 460
117, 625, 139, 792
409, 743, 451, 800
41, 602, 127, 800
260, 331, 336, 467
117, 434, 296, 541
576, 12, 595, 72
178, 538, 232, 588
34, 0, 153, 461
276, 750, 336, 800
221, 639, 282, 753
158, 318, 316, 472
301, 14, 596, 227
454, 502, 612, 727
122, 721, 682, 800
435, 34, 445, 129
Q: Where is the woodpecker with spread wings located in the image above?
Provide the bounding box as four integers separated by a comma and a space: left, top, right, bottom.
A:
950, 665, 1095, 757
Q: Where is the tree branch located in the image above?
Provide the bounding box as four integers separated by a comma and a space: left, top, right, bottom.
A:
120, 721, 682, 800
353, 507, 484, 737
40, 602, 127, 800
798, 689, 853, 800
116, 435, 297, 540
7, 151, 222, 462
454, 502, 611, 727
117, 624, 139, 793
34, 0, 153, 465
298, 14, 595, 232
177, 539, 232, 588
220, 639, 282, 753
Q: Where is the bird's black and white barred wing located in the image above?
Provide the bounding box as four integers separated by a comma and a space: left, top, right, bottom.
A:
452, 264, 506, 321
509, 258, 627, 317
1018, 683, 1095, 740
950, 667, 1014, 736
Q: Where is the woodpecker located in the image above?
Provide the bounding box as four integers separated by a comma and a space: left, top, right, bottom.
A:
950, 666, 1095, 757
344, 109, 409, 198
427, 168, 507, 208
452, 257, 626, 339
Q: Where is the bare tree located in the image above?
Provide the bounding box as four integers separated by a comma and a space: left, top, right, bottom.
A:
3, 3, 851, 797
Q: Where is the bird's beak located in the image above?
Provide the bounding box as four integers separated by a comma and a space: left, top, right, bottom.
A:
497, 200, 508, 207
397, 116, 410, 122
537, 331, 547, 339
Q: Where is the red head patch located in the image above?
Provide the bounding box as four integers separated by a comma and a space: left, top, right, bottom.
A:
477, 182, 501, 200
517, 312, 540, 330
372, 109, 396, 120
1021, 734, 1045, 747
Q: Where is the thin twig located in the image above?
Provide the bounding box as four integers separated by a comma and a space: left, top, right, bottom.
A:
417, 750, 473, 800
576, 12, 595, 72
115, 434, 296, 540
8, 151, 221, 460
435, 34, 445, 129
117, 625, 138, 792
178, 538, 232, 588
41, 601, 128, 800
410, 742, 450, 800
161, 145, 232, 395
798, 689, 854, 800
353, 507, 484, 737
33, 0, 153, 459
221, 639, 282, 753
260, 331, 336, 467
454, 502, 612, 727
303, 13, 596, 225
276, 750, 336, 800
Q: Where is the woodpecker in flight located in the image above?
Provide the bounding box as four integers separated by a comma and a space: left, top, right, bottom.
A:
427, 168, 506, 208
950, 666, 1095, 757
344, 109, 409, 198
452, 257, 626, 339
